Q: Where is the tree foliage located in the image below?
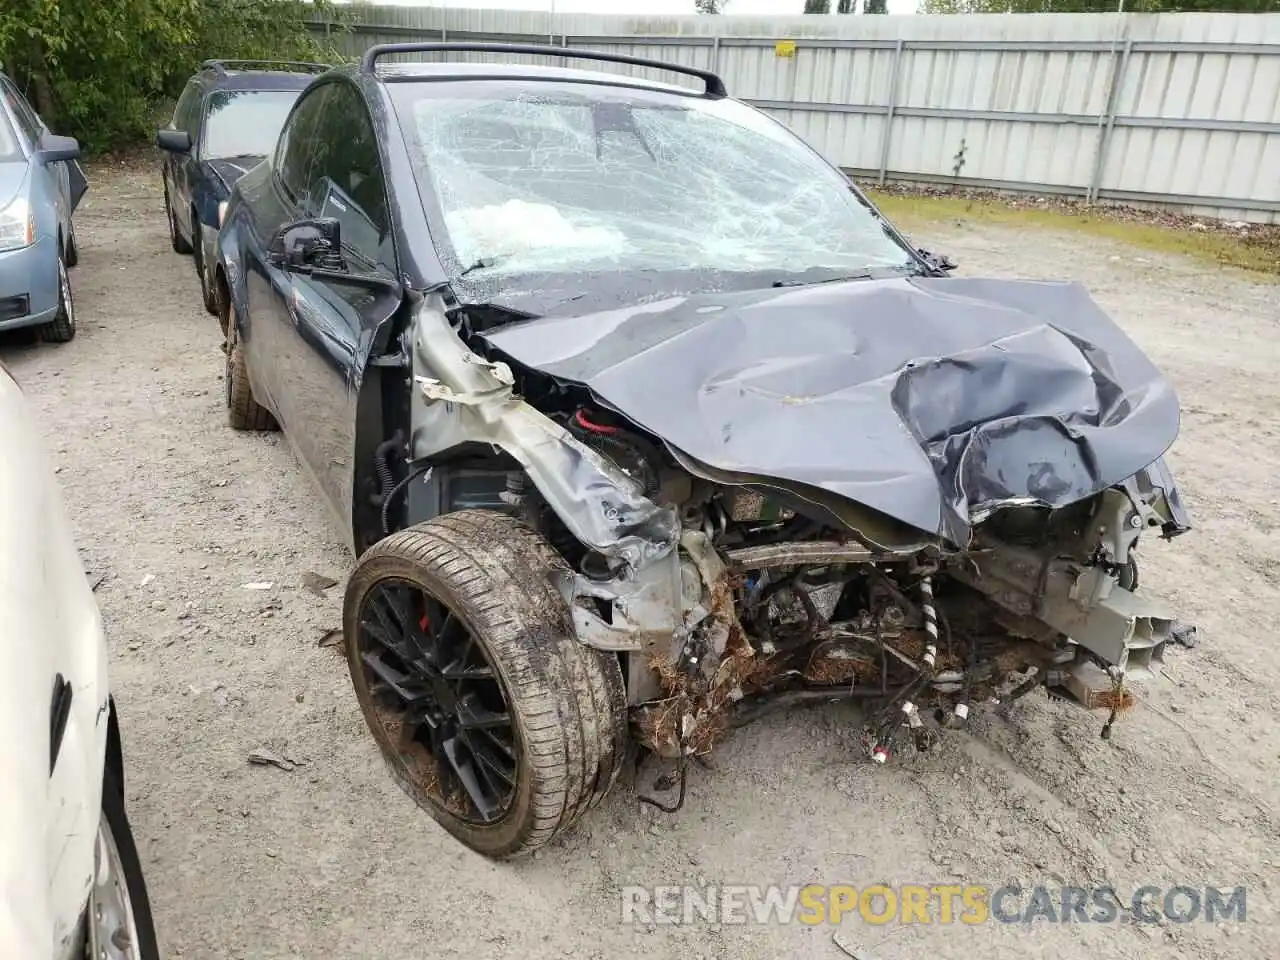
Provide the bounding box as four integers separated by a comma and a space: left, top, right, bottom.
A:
695, 0, 730, 12
921, 0, 1277, 10
0, 0, 344, 152
806, 0, 888, 12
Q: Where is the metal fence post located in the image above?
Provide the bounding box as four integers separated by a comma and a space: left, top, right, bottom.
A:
878, 38, 904, 187
1089, 36, 1132, 204
312, 10, 1280, 220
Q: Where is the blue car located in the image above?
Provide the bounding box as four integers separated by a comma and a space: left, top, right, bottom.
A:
157, 59, 326, 317
0, 72, 85, 343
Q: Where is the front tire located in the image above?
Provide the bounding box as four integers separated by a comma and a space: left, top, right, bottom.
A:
41, 254, 76, 343
343, 510, 628, 858
92, 767, 160, 959
193, 225, 217, 316
214, 269, 230, 337
65, 220, 79, 268
225, 320, 276, 431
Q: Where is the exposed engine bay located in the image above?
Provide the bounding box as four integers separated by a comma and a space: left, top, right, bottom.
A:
388, 283, 1195, 788
506, 399, 1182, 764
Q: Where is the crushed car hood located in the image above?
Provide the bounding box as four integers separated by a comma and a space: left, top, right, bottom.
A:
481, 276, 1182, 547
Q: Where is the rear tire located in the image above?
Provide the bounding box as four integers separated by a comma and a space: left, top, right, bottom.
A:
165, 183, 191, 255
225, 320, 276, 431
40, 254, 76, 343
343, 510, 627, 858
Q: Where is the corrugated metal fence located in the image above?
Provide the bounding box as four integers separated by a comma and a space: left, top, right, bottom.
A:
311, 8, 1280, 223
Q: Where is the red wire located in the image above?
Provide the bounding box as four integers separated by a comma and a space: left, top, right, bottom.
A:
574, 409, 619, 435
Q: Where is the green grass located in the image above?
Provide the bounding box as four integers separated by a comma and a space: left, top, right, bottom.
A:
866, 190, 1280, 278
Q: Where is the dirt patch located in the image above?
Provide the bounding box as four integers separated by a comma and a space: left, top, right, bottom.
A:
867, 182, 1280, 277
4, 164, 1277, 960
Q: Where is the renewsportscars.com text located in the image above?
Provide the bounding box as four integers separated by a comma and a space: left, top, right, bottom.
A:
620, 883, 1247, 926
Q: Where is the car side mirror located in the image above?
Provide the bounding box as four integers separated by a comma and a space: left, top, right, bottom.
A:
917, 248, 958, 274
155, 129, 192, 154
37, 133, 80, 164
270, 217, 342, 272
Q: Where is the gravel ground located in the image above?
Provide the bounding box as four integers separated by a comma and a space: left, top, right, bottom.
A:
5, 162, 1278, 960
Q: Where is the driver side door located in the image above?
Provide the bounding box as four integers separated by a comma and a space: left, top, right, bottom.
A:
241, 82, 332, 420
254, 81, 401, 523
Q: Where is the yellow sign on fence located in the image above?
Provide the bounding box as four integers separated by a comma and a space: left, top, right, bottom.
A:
775, 39, 797, 58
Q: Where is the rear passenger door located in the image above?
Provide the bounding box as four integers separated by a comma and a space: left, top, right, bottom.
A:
271, 80, 401, 524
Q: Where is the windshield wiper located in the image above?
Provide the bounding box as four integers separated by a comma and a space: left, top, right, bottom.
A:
770, 262, 922, 288
771, 271, 876, 288
459, 254, 509, 277
450, 300, 539, 336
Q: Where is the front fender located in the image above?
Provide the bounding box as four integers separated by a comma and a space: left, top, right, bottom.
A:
27, 173, 61, 249
192, 165, 229, 233
215, 208, 248, 327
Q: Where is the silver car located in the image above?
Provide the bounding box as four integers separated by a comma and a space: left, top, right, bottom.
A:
0, 360, 160, 958
0, 73, 86, 343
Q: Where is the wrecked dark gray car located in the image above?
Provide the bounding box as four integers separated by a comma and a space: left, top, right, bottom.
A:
214, 43, 1191, 858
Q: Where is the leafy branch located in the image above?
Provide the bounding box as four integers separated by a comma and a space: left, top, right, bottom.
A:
0, 0, 348, 152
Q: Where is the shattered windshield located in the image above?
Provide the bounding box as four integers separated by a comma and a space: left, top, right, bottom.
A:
202, 89, 300, 159
392, 80, 914, 282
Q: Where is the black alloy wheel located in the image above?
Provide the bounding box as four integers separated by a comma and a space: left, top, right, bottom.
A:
357, 579, 519, 823
343, 511, 628, 858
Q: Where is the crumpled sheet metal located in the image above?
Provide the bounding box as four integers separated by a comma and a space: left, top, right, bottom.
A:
482, 277, 1184, 547
408, 296, 679, 569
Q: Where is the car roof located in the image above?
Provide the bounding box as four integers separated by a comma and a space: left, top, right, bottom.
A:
197, 62, 325, 93
373, 61, 701, 98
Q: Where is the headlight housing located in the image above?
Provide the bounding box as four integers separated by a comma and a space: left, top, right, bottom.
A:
0, 197, 34, 252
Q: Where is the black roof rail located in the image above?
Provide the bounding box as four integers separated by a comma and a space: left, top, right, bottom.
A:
202, 59, 330, 76
358, 42, 727, 98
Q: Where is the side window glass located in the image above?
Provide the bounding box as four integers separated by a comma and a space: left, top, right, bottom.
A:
276, 85, 332, 213
311, 84, 394, 273
184, 93, 207, 141
0, 79, 41, 144
173, 81, 200, 133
